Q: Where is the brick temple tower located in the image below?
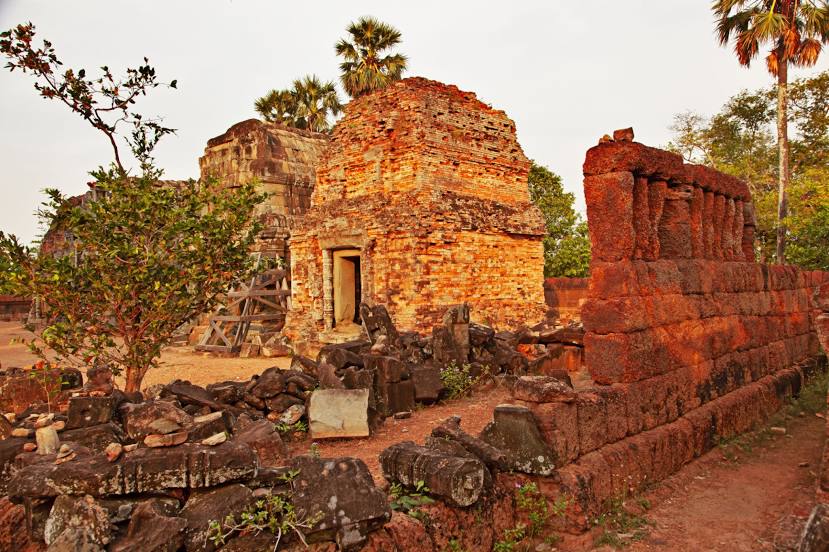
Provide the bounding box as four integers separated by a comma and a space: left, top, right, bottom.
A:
284, 77, 547, 345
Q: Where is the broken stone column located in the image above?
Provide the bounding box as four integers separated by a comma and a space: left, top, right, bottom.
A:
443, 304, 471, 361
379, 441, 487, 507
733, 199, 744, 260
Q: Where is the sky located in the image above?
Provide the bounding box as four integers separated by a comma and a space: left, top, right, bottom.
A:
1, 0, 827, 245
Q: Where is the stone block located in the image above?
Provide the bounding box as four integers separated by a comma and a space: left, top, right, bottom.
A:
480, 404, 556, 475
109, 500, 186, 552
65, 396, 116, 430
576, 393, 607, 454
411, 364, 444, 403
584, 171, 635, 262
525, 400, 579, 465
119, 400, 193, 440
512, 375, 575, 403
44, 494, 113, 547
308, 389, 370, 439
292, 455, 391, 549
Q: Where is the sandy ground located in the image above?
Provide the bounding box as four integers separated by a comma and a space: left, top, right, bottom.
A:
0, 321, 290, 389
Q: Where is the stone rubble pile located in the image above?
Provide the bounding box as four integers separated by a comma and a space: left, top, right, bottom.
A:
297, 303, 579, 439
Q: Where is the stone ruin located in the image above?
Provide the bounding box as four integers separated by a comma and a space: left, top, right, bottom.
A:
198, 119, 329, 261
283, 77, 548, 347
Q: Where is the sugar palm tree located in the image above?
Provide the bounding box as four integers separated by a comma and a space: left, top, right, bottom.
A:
291, 75, 342, 132
254, 89, 296, 125
713, 0, 829, 263
335, 16, 408, 98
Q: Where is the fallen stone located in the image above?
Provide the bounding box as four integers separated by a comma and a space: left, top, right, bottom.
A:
187, 411, 233, 442
60, 423, 125, 454
0, 414, 11, 440
7, 441, 258, 497
109, 499, 186, 552
265, 393, 304, 413
290, 355, 319, 376
233, 419, 288, 467
360, 303, 400, 347
309, 389, 370, 439
206, 381, 245, 405
480, 404, 557, 475
613, 127, 635, 142
411, 364, 444, 403
181, 484, 254, 552
34, 413, 54, 428
251, 367, 285, 399
11, 428, 30, 438
469, 323, 495, 347
120, 400, 193, 439
201, 432, 227, 446
44, 494, 113, 547
35, 425, 60, 455
66, 396, 116, 429
319, 362, 346, 389
801, 503, 829, 552
0, 497, 40, 552
278, 404, 305, 425
393, 411, 412, 420
291, 455, 391, 550
318, 344, 365, 370
380, 441, 487, 507
104, 443, 122, 462
145, 431, 188, 448
512, 375, 576, 403
430, 416, 507, 472
46, 527, 106, 551
22, 442, 36, 452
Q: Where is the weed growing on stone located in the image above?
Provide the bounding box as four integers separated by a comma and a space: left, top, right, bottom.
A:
440, 362, 489, 399
446, 538, 466, 552
274, 420, 308, 434
494, 483, 570, 551
389, 479, 435, 514
208, 494, 323, 550
593, 494, 652, 549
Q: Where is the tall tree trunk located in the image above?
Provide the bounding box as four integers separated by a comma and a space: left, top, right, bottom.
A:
775, 59, 790, 264
124, 366, 143, 393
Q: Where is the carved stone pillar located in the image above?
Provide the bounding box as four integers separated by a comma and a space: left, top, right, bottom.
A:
322, 249, 334, 331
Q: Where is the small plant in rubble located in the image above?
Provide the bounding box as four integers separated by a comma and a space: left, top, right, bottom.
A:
274, 420, 307, 435
27, 361, 65, 413
389, 480, 435, 513
439, 362, 489, 400
208, 493, 323, 550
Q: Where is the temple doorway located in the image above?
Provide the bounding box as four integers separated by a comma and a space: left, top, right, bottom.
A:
332, 249, 361, 328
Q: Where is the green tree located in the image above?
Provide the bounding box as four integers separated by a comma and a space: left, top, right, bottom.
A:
335, 16, 407, 98
255, 88, 296, 125
667, 71, 829, 268
1, 23, 264, 392
527, 162, 591, 278
254, 75, 341, 133
713, 0, 829, 263
291, 75, 342, 132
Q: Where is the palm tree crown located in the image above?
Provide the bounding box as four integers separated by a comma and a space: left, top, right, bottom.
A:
254, 75, 342, 133
713, 0, 829, 75
335, 16, 408, 98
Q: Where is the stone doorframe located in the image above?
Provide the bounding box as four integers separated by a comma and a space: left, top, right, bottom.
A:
318, 234, 373, 331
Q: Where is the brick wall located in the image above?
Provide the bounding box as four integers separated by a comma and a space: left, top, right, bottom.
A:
543, 277, 588, 320
284, 78, 547, 344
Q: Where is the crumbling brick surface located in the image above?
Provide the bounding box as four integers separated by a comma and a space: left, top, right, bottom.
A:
284, 78, 546, 343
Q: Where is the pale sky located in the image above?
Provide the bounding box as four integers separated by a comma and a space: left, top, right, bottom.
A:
1, 0, 827, 245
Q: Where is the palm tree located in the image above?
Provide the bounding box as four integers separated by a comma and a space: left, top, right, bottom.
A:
291, 75, 342, 132
335, 16, 408, 98
713, 0, 829, 263
254, 89, 297, 125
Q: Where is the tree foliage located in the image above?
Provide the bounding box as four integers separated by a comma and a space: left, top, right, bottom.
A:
667, 71, 829, 269
335, 16, 407, 98
527, 162, 591, 278
255, 75, 342, 132
712, 0, 829, 262
1, 23, 264, 391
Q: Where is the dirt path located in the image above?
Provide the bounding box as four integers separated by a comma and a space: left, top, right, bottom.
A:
615, 414, 823, 552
